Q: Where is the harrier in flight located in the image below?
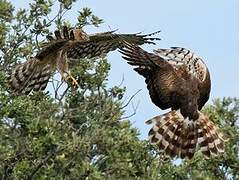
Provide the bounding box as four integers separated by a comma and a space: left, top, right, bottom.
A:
9, 26, 160, 95
120, 43, 224, 159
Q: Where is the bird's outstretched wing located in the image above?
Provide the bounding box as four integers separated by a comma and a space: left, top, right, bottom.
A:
8, 26, 160, 95
154, 47, 211, 109
46, 26, 161, 60
119, 43, 184, 110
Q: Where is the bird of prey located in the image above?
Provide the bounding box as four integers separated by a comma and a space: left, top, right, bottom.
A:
8, 26, 160, 95
120, 43, 224, 159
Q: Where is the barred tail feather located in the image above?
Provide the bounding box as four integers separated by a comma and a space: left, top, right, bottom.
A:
146, 110, 224, 159
8, 58, 53, 95
197, 117, 224, 156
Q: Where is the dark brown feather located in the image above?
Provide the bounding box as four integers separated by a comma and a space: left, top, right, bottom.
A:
120, 43, 224, 159
46, 26, 160, 60
120, 43, 185, 110
154, 47, 211, 110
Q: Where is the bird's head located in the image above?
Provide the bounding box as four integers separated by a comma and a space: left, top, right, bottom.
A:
73, 29, 89, 41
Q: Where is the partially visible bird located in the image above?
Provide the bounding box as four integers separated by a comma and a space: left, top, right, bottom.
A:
8, 26, 160, 95
120, 43, 224, 159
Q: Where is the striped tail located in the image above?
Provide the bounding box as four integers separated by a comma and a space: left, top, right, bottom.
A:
8, 58, 53, 95
146, 110, 224, 159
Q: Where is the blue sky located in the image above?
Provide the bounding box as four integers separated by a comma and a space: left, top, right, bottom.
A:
12, 0, 239, 138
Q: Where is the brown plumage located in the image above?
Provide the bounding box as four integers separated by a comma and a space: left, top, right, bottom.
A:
8, 26, 160, 95
119, 43, 224, 159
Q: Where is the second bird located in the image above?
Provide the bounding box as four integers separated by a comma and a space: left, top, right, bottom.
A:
119, 42, 224, 159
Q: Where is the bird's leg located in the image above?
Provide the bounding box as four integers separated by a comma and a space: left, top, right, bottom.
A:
62, 71, 79, 88
66, 74, 79, 88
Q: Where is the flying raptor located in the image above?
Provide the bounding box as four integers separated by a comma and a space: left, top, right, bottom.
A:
8, 26, 160, 95
120, 43, 224, 159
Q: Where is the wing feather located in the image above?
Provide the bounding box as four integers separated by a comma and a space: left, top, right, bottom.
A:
66, 31, 161, 59
154, 47, 211, 109
120, 43, 183, 110
45, 26, 160, 60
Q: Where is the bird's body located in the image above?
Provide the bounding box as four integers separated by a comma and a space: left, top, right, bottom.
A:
120, 44, 224, 159
8, 26, 160, 95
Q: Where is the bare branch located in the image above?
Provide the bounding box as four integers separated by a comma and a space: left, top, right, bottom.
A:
120, 89, 142, 110
117, 74, 125, 87
119, 100, 140, 120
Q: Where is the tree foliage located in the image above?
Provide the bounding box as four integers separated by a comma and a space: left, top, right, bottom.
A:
0, 0, 238, 179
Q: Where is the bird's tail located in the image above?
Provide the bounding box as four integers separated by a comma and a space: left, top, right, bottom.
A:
146, 110, 225, 159
8, 58, 53, 95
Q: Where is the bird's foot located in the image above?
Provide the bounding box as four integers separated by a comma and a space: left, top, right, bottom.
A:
65, 75, 79, 88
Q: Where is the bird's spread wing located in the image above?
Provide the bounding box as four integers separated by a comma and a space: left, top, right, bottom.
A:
68, 31, 160, 59
36, 39, 67, 60
154, 47, 207, 82
119, 42, 168, 72
8, 26, 160, 95
46, 26, 160, 60
154, 47, 211, 109
120, 43, 183, 110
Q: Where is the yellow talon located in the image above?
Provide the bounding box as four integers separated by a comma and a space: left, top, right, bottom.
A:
66, 75, 79, 88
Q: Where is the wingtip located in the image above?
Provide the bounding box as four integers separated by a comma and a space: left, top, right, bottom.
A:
145, 37, 161, 45
147, 30, 161, 37
140, 30, 161, 37
129, 30, 161, 45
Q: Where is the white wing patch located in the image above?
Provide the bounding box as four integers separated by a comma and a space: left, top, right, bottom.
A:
154, 47, 207, 82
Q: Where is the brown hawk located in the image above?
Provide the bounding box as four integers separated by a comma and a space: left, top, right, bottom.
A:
8, 26, 160, 95
120, 43, 224, 159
